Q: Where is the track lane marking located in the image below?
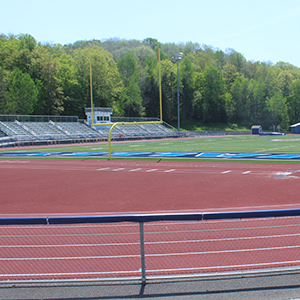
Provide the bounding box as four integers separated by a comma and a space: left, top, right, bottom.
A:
112, 168, 126, 172
164, 169, 176, 173
129, 168, 142, 172
242, 171, 251, 175
146, 169, 158, 173
221, 170, 232, 174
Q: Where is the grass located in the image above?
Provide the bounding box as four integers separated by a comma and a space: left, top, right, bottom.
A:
170, 120, 250, 132
1, 135, 300, 155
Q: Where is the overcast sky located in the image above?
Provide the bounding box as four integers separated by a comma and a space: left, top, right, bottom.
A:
1, 0, 300, 67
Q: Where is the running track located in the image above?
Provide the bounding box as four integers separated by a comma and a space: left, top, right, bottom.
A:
1, 159, 300, 279
0, 159, 300, 216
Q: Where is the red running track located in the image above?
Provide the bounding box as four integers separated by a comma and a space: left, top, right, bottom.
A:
1, 159, 300, 280
0, 159, 300, 216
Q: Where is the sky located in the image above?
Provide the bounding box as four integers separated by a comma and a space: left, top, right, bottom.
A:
1, 0, 300, 67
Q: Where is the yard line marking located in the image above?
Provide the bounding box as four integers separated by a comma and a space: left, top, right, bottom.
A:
146, 169, 158, 173
221, 170, 232, 174
129, 168, 142, 172
112, 168, 125, 172
164, 169, 176, 173
242, 171, 251, 175
97, 167, 110, 171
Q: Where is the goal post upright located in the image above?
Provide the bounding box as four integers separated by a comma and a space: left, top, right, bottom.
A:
89, 48, 164, 159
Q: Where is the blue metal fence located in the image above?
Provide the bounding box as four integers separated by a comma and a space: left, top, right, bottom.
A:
1, 209, 300, 283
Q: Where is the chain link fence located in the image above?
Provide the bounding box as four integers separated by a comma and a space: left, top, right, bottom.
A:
1, 210, 300, 283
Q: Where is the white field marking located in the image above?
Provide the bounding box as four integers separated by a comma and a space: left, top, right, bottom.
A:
146, 169, 159, 172
129, 168, 142, 172
164, 169, 176, 173
221, 170, 232, 174
97, 167, 110, 171
256, 145, 294, 153
112, 168, 125, 172
91, 148, 103, 150
128, 145, 141, 147
242, 171, 251, 175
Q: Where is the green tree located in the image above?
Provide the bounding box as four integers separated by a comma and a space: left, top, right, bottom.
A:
74, 47, 125, 116
160, 59, 177, 122
278, 70, 293, 99
267, 92, 289, 130
140, 56, 159, 118
31, 46, 64, 115
287, 80, 300, 125
117, 51, 144, 117
4, 68, 38, 114
202, 66, 225, 123
57, 53, 80, 116
252, 79, 266, 124
180, 57, 195, 122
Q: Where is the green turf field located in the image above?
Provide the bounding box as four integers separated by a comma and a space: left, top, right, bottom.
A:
1, 135, 300, 154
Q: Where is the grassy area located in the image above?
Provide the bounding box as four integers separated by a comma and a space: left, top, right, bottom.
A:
2, 135, 300, 155
170, 120, 250, 132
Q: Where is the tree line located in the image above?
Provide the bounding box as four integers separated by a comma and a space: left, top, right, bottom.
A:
1, 34, 300, 131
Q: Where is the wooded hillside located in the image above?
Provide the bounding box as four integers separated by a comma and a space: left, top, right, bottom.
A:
1, 34, 300, 130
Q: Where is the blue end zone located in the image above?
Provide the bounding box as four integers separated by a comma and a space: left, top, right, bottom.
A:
1, 151, 300, 160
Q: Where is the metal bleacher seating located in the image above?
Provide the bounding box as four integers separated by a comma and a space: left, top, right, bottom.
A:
55, 122, 102, 139
0, 118, 176, 146
0, 121, 35, 141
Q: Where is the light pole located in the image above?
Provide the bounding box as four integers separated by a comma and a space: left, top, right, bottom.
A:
172, 52, 183, 135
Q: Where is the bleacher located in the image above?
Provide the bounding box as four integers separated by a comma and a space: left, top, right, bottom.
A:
0, 115, 177, 146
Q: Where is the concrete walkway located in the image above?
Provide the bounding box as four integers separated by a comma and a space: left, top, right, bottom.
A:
1, 272, 300, 300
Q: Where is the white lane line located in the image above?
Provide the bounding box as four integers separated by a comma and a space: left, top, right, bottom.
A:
164, 169, 176, 173
112, 168, 125, 172
97, 167, 110, 171
129, 168, 142, 172
146, 169, 158, 173
221, 170, 232, 174
242, 171, 251, 175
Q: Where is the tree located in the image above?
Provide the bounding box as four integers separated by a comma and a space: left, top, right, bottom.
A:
4, 68, 38, 114
278, 70, 293, 99
160, 59, 177, 122
31, 46, 64, 115
202, 66, 225, 123
140, 56, 159, 118
267, 92, 289, 130
73, 47, 125, 116
117, 51, 144, 117
180, 57, 195, 122
287, 80, 300, 125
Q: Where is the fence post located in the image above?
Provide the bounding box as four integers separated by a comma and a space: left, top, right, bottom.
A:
139, 222, 146, 284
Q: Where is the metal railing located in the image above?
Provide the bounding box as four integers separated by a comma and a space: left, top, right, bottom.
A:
0, 114, 78, 123
1, 209, 300, 284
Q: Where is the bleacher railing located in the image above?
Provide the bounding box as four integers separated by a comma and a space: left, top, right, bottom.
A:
0, 114, 78, 123
1, 209, 300, 284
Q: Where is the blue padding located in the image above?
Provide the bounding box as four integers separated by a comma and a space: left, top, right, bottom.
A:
203, 208, 300, 220
48, 213, 205, 224
0, 217, 48, 225
2, 209, 300, 226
